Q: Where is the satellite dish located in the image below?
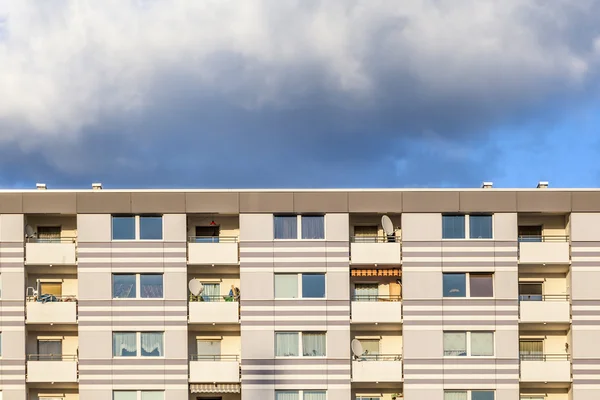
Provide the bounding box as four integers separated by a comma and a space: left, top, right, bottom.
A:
188, 279, 204, 296
381, 215, 394, 236
25, 225, 35, 238
351, 339, 364, 358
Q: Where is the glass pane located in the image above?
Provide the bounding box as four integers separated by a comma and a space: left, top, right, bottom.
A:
113, 392, 137, 400
443, 273, 466, 297
140, 274, 163, 298
302, 332, 326, 356
276, 392, 299, 400
140, 216, 163, 240
472, 391, 495, 400
113, 274, 136, 298
275, 333, 299, 356
38, 340, 62, 359
354, 284, 378, 301
304, 392, 326, 400
519, 283, 543, 301
113, 332, 137, 357
275, 274, 298, 298
470, 274, 493, 297
141, 332, 164, 356
301, 215, 325, 239
37, 226, 61, 242
520, 341, 543, 360
470, 215, 493, 239
112, 216, 135, 240
302, 274, 325, 298
443, 332, 466, 356
359, 339, 380, 355
471, 332, 494, 356
274, 216, 298, 239
444, 391, 467, 400
197, 340, 221, 357
141, 392, 164, 400
40, 282, 62, 296
442, 215, 465, 239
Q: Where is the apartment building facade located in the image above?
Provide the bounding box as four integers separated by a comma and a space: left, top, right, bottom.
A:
0, 186, 598, 400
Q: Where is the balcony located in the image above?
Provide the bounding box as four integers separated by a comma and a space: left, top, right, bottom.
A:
352, 355, 403, 382
27, 354, 78, 383
519, 295, 570, 324
518, 236, 570, 265
26, 238, 77, 265
189, 355, 241, 383
520, 354, 571, 383
351, 296, 402, 324
26, 296, 77, 324
187, 236, 239, 265
351, 236, 402, 265
189, 297, 239, 324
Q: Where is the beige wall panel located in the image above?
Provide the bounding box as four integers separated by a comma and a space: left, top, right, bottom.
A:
571, 271, 600, 300
78, 272, 111, 300
403, 329, 442, 358
459, 191, 517, 212
131, 192, 186, 213
495, 329, 518, 358
2, 271, 25, 300
572, 329, 600, 358
326, 271, 349, 300
0, 214, 24, 242
240, 271, 273, 300
77, 214, 111, 242
325, 213, 349, 241
404, 389, 443, 400
293, 192, 348, 212
241, 329, 274, 359
76, 192, 131, 213
165, 329, 188, 359
493, 213, 518, 241
494, 270, 518, 299
570, 213, 600, 241
22, 192, 77, 214
348, 191, 402, 213
517, 191, 571, 212
327, 329, 350, 358
402, 213, 442, 241
163, 213, 186, 242
403, 271, 442, 299
79, 330, 111, 359
185, 192, 239, 213
164, 272, 187, 300
239, 192, 294, 213
495, 389, 519, 400
239, 214, 274, 241
0, 193, 23, 213
403, 191, 459, 212
2, 330, 25, 358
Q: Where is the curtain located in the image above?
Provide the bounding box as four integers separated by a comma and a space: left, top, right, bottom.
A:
276, 392, 299, 400
302, 332, 326, 356
197, 340, 221, 358
301, 216, 325, 239
202, 283, 221, 302
274, 216, 297, 239
113, 332, 137, 357
113, 274, 136, 298
276, 333, 299, 356
354, 226, 378, 242
141, 332, 164, 356
471, 332, 494, 356
444, 391, 467, 400
275, 275, 298, 298
38, 340, 62, 360
354, 284, 378, 301
141, 392, 164, 400
140, 274, 163, 298
304, 392, 326, 400
113, 392, 137, 400
443, 332, 466, 356
520, 341, 543, 360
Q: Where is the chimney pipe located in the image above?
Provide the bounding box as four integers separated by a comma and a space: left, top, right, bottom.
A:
92, 183, 103, 190
481, 182, 493, 189
537, 181, 549, 189
36, 183, 47, 190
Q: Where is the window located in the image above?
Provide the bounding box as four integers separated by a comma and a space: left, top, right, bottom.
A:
40, 282, 62, 296
195, 225, 220, 243
275, 273, 326, 299
200, 282, 221, 302
444, 332, 494, 357
113, 332, 164, 357
442, 214, 493, 239
519, 283, 543, 301
518, 225, 542, 242
113, 392, 164, 400
358, 339, 380, 356
353, 284, 379, 301
274, 215, 325, 240
275, 391, 326, 400
276, 332, 326, 357
197, 339, 221, 358
354, 225, 378, 242
37, 339, 62, 360
443, 215, 465, 239
443, 273, 493, 298
37, 226, 61, 242
469, 215, 492, 239
113, 274, 163, 299
112, 215, 163, 240
445, 391, 494, 400
520, 340, 543, 361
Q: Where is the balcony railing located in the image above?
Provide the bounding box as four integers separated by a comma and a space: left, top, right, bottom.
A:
519, 294, 569, 302
518, 235, 569, 243
354, 354, 402, 361
26, 237, 77, 244
351, 236, 400, 243
519, 353, 570, 361
352, 295, 401, 302
27, 295, 78, 303
190, 354, 240, 361
189, 294, 239, 302
188, 236, 238, 243
27, 354, 77, 361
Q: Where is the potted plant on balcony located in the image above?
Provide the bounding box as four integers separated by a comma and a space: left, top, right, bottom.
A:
391, 393, 402, 400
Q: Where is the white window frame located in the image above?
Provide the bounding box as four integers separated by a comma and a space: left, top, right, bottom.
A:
443, 331, 495, 358
275, 331, 327, 358
111, 215, 164, 241
444, 390, 495, 400
442, 272, 494, 298
113, 391, 165, 400
273, 215, 326, 241
275, 390, 327, 400
274, 273, 327, 299
112, 273, 164, 300
442, 214, 494, 240
112, 331, 165, 358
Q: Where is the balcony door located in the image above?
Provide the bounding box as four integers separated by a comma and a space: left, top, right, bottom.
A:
358, 339, 380, 357
354, 284, 378, 301
197, 339, 221, 360
518, 226, 542, 242
195, 226, 220, 243
37, 339, 63, 361
37, 226, 61, 243
40, 282, 62, 297
354, 226, 378, 242
519, 283, 542, 301
520, 340, 543, 361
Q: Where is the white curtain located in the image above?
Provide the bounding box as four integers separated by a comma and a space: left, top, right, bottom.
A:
197, 340, 221, 357
304, 392, 326, 400
301, 216, 325, 239
276, 333, 299, 356
113, 332, 137, 357
141, 392, 164, 400
276, 392, 299, 400
274, 216, 298, 239
113, 392, 137, 400
444, 391, 467, 400
471, 332, 494, 356
141, 332, 164, 357
354, 284, 378, 301
202, 283, 221, 302
275, 275, 298, 298
302, 333, 326, 356
443, 332, 466, 356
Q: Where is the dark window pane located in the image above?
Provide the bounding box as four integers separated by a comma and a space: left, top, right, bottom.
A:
443, 273, 466, 297
274, 216, 298, 239
442, 215, 465, 239
518, 225, 542, 242
519, 283, 543, 301
112, 216, 135, 240
470, 274, 493, 297
302, 274, 326, 298
140, 216, 162, 240
301, 215, 324, 239
113, 274, 136, 298
471, 391, 495, 400
470, 215, 493, 239
140, 274, 163, 298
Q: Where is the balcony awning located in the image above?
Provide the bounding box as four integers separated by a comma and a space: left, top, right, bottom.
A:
190, 383, 240, 394
351, 268, 401, 277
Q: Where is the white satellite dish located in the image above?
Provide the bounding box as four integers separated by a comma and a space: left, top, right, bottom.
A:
351, 339, 364, 359
25, 225, 35, 238
188, 279, 204, 296
381, 215, 394, 236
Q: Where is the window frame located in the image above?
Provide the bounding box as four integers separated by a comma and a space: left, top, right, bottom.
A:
275, 331, 327, 358
274, 273, 326, 299
443, 272, 494, 298
443, 331, 495, 357
111, 215, 164, 241
112, 273, 164, 299
275, 390, 327, 400
273, 214, 326, 240
112, 331, 164, 358
442, 214, 494, 240
113, 391, 165, 400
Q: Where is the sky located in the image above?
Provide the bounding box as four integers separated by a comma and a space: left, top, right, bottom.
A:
0, 0, 600, 189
